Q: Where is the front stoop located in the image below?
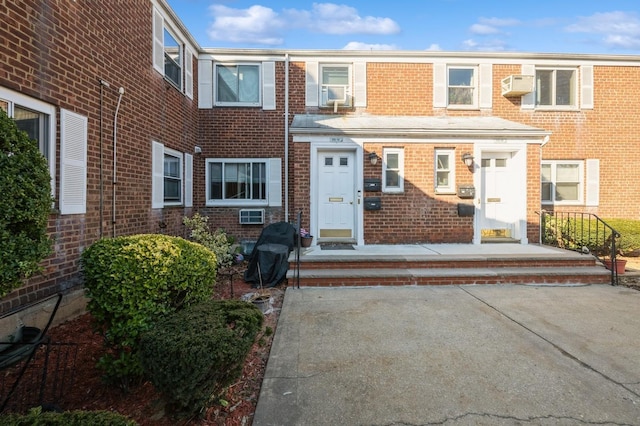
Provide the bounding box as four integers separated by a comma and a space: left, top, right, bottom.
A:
286, 251, 612, 287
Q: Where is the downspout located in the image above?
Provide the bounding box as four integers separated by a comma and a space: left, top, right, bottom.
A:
112, 87, 124, 237
98, 79, 110, 238
284, 53, 290, 222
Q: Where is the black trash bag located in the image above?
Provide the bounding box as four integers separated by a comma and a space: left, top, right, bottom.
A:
244, 222, 296, 287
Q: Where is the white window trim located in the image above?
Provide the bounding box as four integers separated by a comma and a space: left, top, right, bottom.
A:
435, 149, 456, 194
214, 62, 262, 107
152, 7, 193, 98
447, 65, 479, 109
534, 67, 579, 111
152, 141, 191, 208
205, 158, 282, 207
319, 63, 352, 108
0, 87, 56, 199
163, 147, 184, 206
541, 160, 584, 205
382, 148, 404, 193
59, 109, 87, 215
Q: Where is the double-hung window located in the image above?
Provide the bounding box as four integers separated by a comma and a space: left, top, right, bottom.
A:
320, 64, 351, 107
382, 148, 404, 193
215, 64, 261, 106
536, 68, 577, 108
435, 149, 455, 193
152, 142, 192, 208
448, 66, 477, 108
163, 29, 181, 90
541, 161, 583, 204
163, 148, 182, 204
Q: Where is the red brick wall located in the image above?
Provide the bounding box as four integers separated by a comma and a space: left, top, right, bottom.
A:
0, 1, 199, 312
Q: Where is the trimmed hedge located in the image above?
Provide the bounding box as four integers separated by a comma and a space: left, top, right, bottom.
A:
139, 299, 264, 416
0, 409, 137, 425
81, 234, 218, 386
0, 108, 52, 297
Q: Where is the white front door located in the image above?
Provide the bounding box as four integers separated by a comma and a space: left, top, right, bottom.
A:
317, 150, 356, 241
479, 152, 519, 240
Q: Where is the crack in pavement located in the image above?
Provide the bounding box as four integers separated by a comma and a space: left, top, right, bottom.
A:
374, 412, 637, 425
459, 286, 640, 401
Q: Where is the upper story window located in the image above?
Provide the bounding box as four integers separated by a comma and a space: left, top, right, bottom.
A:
536, 68, 577, 108
320, 64, 351, 108
448, 66, 477, 108
435, 149, 455, 193
382, 148, 404, 193
152, 7, 193, 99
215, 64, 261, 106
163, 29, 181, 90
541, 161, 583, 204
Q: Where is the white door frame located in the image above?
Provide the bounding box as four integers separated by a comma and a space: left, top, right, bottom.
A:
472, 142, 528, 244
310, 141, 363, 245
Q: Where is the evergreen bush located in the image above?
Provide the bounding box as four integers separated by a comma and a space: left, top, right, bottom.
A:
0, 108, 52, 297
139, 299, 264, 416
81, 234, 218, 388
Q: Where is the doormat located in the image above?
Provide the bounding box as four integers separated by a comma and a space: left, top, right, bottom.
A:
320, 244, 355, 250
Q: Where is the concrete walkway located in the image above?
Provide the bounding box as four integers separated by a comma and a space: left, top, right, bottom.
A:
254, 284, 640, 425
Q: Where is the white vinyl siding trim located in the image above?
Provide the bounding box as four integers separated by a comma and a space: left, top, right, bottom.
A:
59, 109, 87, 215
479, 63, 493, 109
580, 65, 594, 110
152, 8, 164, 74
305, 61, 319, 107
353, 61, 367, 107
268, 158, 282, 206
152, 141, 164, 208
521, 64, 536, 109
433, 63, 447, 108
184, 153, 193, 207
198, 60, 213, 108
262, 61, 276, 110
585, 158, 599, 206
184, 47, 193, 99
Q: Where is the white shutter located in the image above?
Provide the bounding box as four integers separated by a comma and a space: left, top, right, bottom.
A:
152, 8, 164, 74
433, 63, 447, 108
59, 109, 87, 215
184, 153, 193, 207
152, 141, 164, 208
184, 47, 193, 99
479, 63, 492, 109
305, 61, 319, 107
262, 61, 276, 110
521, 64, 536, 109
353, 61, 367, 107
585, 159, 599, 206
198, 60, 213, 108
268, 158, 282, 207
580, 65, 594, 110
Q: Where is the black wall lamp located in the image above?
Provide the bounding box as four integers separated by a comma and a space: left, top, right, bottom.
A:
461, 152, 474, 167
369, 152, 378, 165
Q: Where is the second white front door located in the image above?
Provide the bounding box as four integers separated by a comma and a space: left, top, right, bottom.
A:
479, 152, 519, 240
317, 150, 356, 241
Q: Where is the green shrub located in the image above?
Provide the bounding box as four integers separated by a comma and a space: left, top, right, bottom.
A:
1, 407, 137, 425
139, 299, 264, 416
183, 213, 237, 269
0, 108, 52, 297
601, 219, 640, 255
81, 234, 218, 387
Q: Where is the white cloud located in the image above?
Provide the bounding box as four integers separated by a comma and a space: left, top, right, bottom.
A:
207, 5, 285, 45
342, 41, 397, 50
425, 44, 442, 51
470, 24, 499, 35
462, 38, 507, 51
470, 16, 521, 35
565, 11, 640, 50
207, 2, 400, 45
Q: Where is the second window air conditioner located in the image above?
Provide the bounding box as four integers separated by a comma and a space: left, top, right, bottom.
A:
501, 75, 534, 97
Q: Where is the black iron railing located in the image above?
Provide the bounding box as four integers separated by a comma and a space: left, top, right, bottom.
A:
539, 211, 621, 285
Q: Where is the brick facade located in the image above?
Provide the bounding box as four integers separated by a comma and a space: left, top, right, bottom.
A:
2, 1, 640, 314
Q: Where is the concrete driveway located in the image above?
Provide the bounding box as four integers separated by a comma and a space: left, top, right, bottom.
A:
254, 284, 640, 425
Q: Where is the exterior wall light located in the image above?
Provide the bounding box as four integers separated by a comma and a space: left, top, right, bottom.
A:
369, 152, 378, 165
462, 152, 474, 167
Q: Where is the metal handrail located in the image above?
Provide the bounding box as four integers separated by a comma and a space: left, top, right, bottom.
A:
539, 211, 621, 285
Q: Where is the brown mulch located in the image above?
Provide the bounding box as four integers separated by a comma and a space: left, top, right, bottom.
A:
7, 266, 285, 425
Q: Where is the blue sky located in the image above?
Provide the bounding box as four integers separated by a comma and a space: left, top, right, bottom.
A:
166, 1, 640, 54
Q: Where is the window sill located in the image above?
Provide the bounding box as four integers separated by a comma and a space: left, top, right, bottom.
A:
214, 102, 262, 108
206, 201, 268, 207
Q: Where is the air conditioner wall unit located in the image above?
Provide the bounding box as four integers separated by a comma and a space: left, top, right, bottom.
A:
501, 75, 534, 97
239, 209, 265, 225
